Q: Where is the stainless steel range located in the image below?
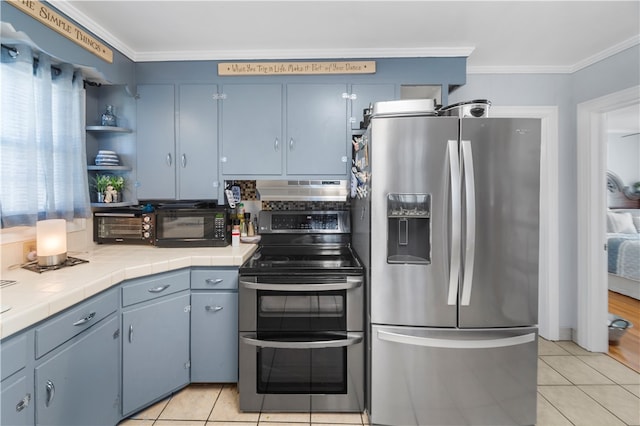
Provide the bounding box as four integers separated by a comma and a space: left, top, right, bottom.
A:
238, 210, 365, 413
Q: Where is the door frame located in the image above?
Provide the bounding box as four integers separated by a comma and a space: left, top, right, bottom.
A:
576, 85, 640, 352
492, 106, 559, 340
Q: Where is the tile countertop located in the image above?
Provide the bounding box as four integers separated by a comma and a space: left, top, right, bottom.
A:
0, 243, 258, 340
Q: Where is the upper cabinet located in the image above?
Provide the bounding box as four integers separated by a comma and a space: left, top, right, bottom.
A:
221, 83, 350, 179
136, 84, 219, 200
286, 84, 349, 176
220, 84, 283, 176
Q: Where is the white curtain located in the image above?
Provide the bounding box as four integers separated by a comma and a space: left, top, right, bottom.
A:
0, 44, 90, 228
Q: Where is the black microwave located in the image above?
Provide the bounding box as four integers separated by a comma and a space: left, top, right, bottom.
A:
154, 207, 230, 247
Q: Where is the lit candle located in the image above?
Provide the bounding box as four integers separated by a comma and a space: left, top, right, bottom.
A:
36, 219, 68, 266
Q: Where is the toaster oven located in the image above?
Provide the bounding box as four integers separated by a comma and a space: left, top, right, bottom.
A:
94, 209, 155, 245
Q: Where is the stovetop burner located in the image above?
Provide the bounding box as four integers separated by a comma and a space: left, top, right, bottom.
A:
22, 256, 89, 274
241, 245, 362, 275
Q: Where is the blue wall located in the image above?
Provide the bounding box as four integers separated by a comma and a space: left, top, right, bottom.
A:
450, 46, 640, 332
1, 1, 135, 89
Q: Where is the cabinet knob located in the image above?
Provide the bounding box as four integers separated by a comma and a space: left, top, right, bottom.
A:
166, 153, 172, 167
274, 138, 279, 152
220, 157, 227, 163
289, 138, 295, 151
181, 154, 187, 168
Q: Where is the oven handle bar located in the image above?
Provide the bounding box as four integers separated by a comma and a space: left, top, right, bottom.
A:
239, 276, 363, 292
240, 332, 363, 349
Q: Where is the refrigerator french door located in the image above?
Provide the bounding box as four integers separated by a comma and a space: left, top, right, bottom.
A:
356, 106, 541, 426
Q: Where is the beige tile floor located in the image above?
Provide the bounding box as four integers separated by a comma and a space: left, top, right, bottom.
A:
119, 338, 640, 426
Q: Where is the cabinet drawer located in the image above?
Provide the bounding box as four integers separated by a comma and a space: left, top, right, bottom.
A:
35, 288, 118, 359
1, 334, 28, 381
191, 268, 238, 290
122, 269, 190, 307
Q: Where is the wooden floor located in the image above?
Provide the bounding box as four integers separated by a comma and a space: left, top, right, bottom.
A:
608, 290, 640, 372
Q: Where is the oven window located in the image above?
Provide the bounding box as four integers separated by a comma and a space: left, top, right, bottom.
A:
158, 216, 210, 239
256, 335, 347, 394
257, 290, 346, 332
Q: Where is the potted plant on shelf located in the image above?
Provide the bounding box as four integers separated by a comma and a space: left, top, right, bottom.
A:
109, 176, 125, 203
91, 174, 111, 203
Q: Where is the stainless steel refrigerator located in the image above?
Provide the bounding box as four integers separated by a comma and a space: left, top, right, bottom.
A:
351, 100, 541, 426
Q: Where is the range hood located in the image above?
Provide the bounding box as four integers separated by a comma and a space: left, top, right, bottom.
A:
256, 180, 349, 202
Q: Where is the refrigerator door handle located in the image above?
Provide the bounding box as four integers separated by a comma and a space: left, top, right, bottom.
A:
460, 140, 476, 306
377, 330, 536, 349
447, 140, 461, 305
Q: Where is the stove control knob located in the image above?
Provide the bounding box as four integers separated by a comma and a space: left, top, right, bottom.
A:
143, 232, 150, 238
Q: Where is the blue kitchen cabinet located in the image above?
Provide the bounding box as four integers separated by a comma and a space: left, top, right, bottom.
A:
349, 84, 397, 130
190, 267, 238, 383
136, 84, 219, 200
1, 333, 33, 426
34, 316, 120, 426
135, 84, 175, 199
121, 270, 190, 416
286, 84, 349, 177
220, 84, 283, 176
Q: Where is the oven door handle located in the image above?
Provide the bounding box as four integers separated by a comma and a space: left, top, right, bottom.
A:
239, 276, 363, 292
240, 332, 363, 349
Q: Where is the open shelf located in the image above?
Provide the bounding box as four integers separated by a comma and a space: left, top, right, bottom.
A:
87, 165, 132, 171
86, 125, 132, 133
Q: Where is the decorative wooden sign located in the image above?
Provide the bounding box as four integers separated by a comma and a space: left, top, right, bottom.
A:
218, 61, 376, 76
7, 0, 114, 63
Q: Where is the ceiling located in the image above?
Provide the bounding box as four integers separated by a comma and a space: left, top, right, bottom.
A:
55, 1, 640, 73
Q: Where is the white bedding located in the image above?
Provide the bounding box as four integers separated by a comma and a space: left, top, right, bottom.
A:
607, 209, 640, 300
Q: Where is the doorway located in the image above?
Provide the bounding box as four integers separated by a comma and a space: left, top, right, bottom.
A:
576, 85, 640, 354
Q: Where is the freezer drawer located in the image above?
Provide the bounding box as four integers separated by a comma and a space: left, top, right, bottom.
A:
371, 325, 537, 426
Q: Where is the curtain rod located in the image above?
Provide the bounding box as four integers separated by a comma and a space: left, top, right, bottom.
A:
1, 43, 100, 87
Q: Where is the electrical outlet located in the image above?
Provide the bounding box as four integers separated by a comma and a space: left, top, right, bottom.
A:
22, 240, 36, 262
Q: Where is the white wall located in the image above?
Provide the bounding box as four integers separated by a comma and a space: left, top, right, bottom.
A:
608, 133, 640, 185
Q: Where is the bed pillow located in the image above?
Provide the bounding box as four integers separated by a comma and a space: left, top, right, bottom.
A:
607, 212, 637, 234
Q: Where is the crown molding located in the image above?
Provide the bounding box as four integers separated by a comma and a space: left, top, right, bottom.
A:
133, 46, 475, 62
50, 1, 137, 61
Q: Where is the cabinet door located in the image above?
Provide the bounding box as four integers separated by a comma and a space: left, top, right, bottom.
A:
221, 84, 283, 176
350, 84, 396, 129
286, 84, 348, 176
190, 292, 238, 382
1, 375, 32, 426
35, 316, 120, 426
136, 84, 176, 199
178, 84, 219, 199
122, 292, 190, 415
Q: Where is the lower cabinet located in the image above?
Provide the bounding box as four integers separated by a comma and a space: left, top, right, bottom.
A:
34, 315, 120, 426
2, 373, 33, 426
121, 291, 190, 415
191, 292, 238, 382
1, 333, 32, 426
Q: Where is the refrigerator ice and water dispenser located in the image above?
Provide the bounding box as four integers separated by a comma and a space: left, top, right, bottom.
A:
386, 193, 430, 264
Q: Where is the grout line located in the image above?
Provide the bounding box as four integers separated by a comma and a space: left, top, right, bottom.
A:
536, 390, 576, 426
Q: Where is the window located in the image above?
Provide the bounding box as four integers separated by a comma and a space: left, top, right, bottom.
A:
0, 44, 90, 228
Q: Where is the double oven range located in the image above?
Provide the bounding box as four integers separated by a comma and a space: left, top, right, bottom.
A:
238, 210, 365, 412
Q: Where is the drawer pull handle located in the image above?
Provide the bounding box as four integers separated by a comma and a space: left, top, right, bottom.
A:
45, 380, 55, 407
16, 393, 30, 412
148, 284, 170, 293
129, 324, 134, 343
205, 305, 223, 312
72, 311, 96, 326
205, 278, 223, 285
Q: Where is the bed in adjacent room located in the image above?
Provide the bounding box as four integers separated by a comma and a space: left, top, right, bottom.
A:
607, 209, 640, 300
